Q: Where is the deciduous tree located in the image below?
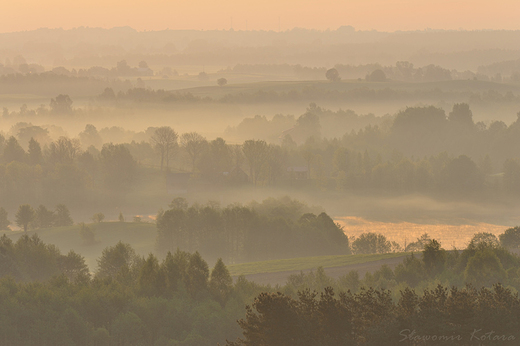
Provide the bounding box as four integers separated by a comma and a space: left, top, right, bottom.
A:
151, 126, 177, 171
15, 204, 34, 232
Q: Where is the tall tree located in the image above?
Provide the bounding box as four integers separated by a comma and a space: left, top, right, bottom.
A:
99, 143, 136, 191
27, 138, 42, 165
15, 204, 34, 232
96, 241, 140, 279
34, 205, 55, 229
3, 136, 25, 163
54, 204, 73, 227
78, 124, 103, 149
242, 139, 268, 186
325, 68, 340, 82
151, 126, 177, 171
209, 258, 233, 306
50, 94, 73, 114
186, 251, 209, 298
180, 132, 207, 172
47, 137, 81, 164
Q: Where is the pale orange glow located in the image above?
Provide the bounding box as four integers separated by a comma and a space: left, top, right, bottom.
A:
335, 216, 506, 250
1, 0, 519, 33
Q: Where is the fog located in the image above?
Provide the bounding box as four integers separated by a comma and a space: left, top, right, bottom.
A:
2, 26, 520, 345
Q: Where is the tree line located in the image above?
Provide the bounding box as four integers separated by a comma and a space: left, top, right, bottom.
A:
2, 220, 520, 345
156, 197, 349, 264
5, 103, 520, 211
0, 204, 73, 232
228, 283, 519, 346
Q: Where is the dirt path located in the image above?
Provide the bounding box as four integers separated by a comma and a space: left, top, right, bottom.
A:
234, 254, 409, 286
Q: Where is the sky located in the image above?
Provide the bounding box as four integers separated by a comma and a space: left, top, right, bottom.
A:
1, 0, 519, 33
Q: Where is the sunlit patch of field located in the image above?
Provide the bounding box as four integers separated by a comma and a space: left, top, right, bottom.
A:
335, 216, 507, 250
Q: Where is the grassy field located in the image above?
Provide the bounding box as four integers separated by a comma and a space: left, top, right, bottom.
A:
1, 222, 157, 271
227, 252, 407, 276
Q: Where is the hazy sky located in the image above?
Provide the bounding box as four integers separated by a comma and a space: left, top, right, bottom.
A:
2, 0, 519, 33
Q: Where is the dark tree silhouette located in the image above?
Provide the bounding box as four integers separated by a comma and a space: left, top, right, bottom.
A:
15, 204, 34, 232
151, 126, 178, 171
325, 68, 340, 82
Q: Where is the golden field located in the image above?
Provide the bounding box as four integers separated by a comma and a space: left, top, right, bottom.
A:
335, 216, 507, 250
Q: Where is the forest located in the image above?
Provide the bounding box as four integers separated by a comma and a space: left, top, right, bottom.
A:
1, 223, 520, 345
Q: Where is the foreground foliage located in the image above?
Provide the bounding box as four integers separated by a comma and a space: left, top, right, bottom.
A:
227, 284, 519, 346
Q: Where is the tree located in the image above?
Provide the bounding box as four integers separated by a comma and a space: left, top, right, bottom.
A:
34, 205, 55, 229
54, 204, 73, 226
503, 159, 520, 193
0, 207, 10, 230
79, 222, 97, 246
78, 124, 103, 149
151, 127, 178, 171
464, 249, 506, 287
15, 204, 34, 232
301, 142, 315, 179
3, 136, 25, 163
499, 227, 520, 249
17, 126, 50, 148
119, 212, 125, 222
59, 250, 90, 281
50, 94, 73, 114
111, 312, 145, 346
138, 254, 163, 297
266, 144, 286, 185
422, 239, 445, 277
469, 232, 499, 248
449, 103, 474, 127
295, 110, 321, 142
96, 241, 140, 279
367, 69, 387, 82
180, 132, 207, 171
351, 232, 392, 254
394, 253, 426, 287
116, 60, 132, 75
99, 143, 136, 190
92, 213, 105, 223
186, 251, 209, 298
242, 139, 268, 186
325, 68, 340, 82
169, 197, 189, 210
442, 155, 482, 193
209, 258, 233, 306
217, 78, 228, 87
47, 137, 81, 164
198, 71, 208, 81
27, 138, 42, 165
405, 233, 432, 252
162, 249, 190, 292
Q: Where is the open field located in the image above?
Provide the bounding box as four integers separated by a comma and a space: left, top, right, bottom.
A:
336, 216, 508, 250
227, 252, 407, 276
228, 253, 410, 285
